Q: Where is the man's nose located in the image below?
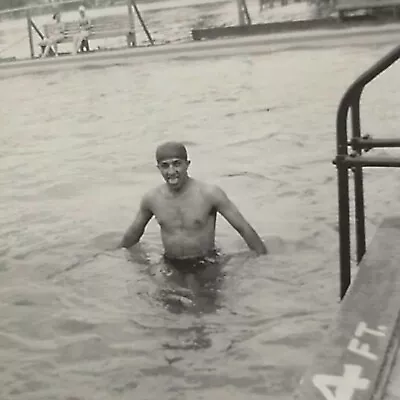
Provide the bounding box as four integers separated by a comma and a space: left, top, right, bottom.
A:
166, 165, 176, 174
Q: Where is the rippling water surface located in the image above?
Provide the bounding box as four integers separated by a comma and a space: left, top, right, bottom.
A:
2, 41, 400, 400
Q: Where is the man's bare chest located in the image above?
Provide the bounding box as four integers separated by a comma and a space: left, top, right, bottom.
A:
152, 196, 215, 230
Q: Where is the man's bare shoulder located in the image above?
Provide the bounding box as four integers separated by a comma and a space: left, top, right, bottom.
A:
191, 179, 226, 201
142, 184, 170, 204
141, 185, 161, 207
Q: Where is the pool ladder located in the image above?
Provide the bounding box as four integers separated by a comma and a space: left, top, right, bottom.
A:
334, 44, 400, 300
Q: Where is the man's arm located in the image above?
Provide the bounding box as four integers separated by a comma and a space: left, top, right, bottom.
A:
119, 195, 153, 249
211, 186, 267, 255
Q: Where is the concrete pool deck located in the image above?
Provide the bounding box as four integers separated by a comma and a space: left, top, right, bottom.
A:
385, 354, 400, 400
293, 217, 400, 400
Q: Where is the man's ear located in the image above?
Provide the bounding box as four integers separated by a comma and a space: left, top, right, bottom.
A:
187, 160, 191, 167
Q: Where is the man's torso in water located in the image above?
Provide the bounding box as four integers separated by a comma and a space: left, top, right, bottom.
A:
148, 179, 217, 260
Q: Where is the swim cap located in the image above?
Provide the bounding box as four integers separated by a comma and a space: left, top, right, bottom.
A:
79, 5, 86, 12
156, 142, 188, 163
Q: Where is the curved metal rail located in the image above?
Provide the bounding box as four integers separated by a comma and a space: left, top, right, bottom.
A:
334, 44, 400, 299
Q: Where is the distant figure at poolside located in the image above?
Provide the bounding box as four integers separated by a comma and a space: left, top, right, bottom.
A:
259, 0, 288, 11
39, 10, 65, 57
119, 142, 267, 264
73, 5, 92, 54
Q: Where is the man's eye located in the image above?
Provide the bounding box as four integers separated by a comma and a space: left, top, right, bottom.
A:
173, 161, 181, 167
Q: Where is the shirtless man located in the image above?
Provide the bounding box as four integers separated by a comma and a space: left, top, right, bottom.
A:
120, 142, 267, 261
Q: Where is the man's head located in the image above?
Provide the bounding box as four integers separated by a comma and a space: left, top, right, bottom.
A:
78, 5, 86, 16
156, 142, 190, 191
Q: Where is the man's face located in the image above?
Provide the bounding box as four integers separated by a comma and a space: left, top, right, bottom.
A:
157, 158, 190, 190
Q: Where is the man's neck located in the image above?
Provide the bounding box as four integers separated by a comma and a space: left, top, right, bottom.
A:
168, 176, 191, 196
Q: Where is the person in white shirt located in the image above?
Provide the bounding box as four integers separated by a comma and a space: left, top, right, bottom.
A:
73, 6, 92, 55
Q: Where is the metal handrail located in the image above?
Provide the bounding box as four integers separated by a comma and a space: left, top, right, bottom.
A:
334, 44, 400, 300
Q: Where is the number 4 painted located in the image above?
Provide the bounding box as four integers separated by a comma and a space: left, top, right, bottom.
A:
312, 364, 370, 400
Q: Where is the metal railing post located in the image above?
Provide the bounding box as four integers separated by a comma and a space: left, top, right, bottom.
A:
237, 0, 245, 26
351, 100, 366, 264
127, 0, 136, 46
336, 101, 351, 300
26, 8, 34, 58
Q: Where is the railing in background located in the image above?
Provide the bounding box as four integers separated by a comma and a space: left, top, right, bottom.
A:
334, 44, 400, 300
2, 0, 154, 59
236, 0, 252, 26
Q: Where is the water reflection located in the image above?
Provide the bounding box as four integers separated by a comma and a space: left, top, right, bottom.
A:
131, 249, 229, 315
123, 247, 231, 360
